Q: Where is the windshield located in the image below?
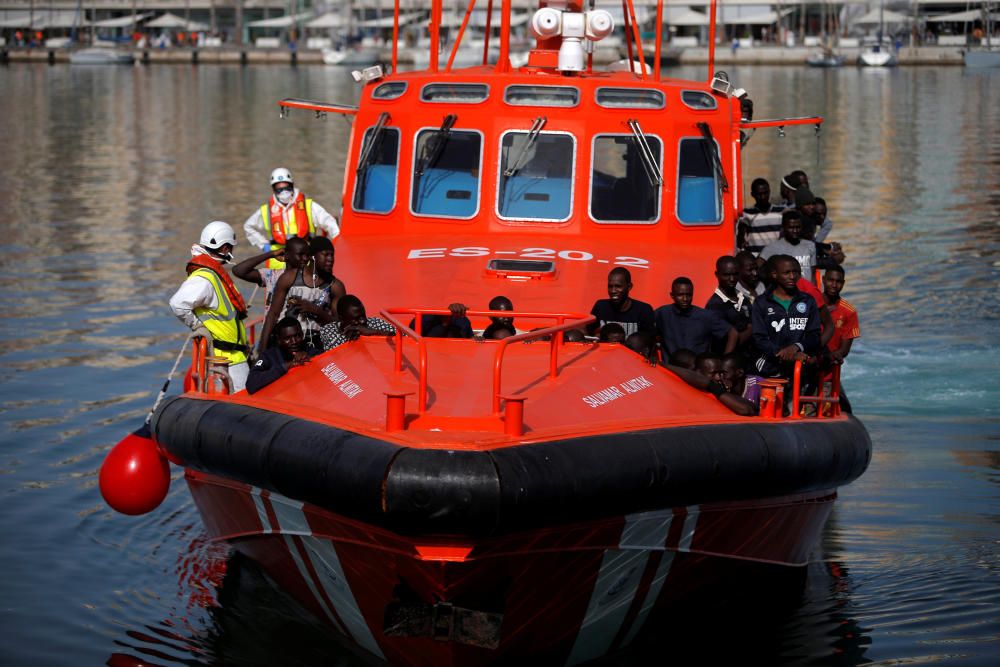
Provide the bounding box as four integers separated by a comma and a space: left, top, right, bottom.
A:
497, 131, 574, 221
353, 126, 399, 214
590, 134, 662, 223
677, 137, 722, 224
411, 129, 482, 218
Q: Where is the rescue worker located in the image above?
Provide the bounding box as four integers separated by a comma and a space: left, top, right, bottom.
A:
169, 221, 251, 392
243, 167, 340, 286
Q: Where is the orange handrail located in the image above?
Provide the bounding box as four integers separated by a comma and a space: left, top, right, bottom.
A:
380, 310, 431, 413
792, 359, 842, 418
490, 314, 594, 413
381, 308, 593, 416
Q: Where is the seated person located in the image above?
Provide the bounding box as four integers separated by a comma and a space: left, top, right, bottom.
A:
654, 277, 737, 358
256, 237, 314, 352
412, 303, 474, 338
668, 348, 697, 371
750, 255, 821, 380
482, 296, 516, 339
320, 295, 396, 350
588, 267, 655, 337
599, 323, 626, 343
721, 352, 762, 406
665, 354, 757, 416
694, 352, 727, 386
485, 323, 516, 340
625, 331, 657, 365
563, 329, 586, 343
246, 317, 320, 394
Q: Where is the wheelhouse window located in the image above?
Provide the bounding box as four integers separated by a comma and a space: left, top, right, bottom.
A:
595, 87, 665, 109
411, 128, 482, 218
420, 83, 489, 103
504, 85, 579, 108
372, 82, 407, 100
676, 138, 722, 224
497, 131, 574, 221
353, 126, 400, 214
590, 134, 662, 223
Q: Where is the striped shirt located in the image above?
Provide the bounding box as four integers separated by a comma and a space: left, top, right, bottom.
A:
740, 205, 785, 255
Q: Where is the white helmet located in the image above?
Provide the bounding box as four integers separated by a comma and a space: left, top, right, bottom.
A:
270, 167, 294, 187
199, 221, 237, 250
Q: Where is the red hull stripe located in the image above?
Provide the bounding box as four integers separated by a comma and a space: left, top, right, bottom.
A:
267, 495, 386, 660
564, 509, 676, 665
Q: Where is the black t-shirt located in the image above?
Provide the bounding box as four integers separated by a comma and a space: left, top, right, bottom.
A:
589, 299, 656, 337
705, 291, 751, 332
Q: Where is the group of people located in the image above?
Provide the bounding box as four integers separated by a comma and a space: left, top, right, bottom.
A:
168, 164, 859, 412
168, 167, 347, 393
588, 168, 860, 415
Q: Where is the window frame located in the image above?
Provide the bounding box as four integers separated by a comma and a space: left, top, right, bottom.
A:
680, 90, 718, 111
419, 83, 490, 104
594, 86, 666, 110
502, 84, 581, 108
408, 126, 485, 221
494, 129, 577, 224
351, 126, 402, 215
588, 132, 664, 226
674, 136, 724, 226
371, 82, 408, 101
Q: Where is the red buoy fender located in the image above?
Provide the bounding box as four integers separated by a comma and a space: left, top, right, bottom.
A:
99, 431, 171, 515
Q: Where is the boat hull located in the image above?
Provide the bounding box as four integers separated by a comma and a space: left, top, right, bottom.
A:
187, 470, 840, 666
858, 50, 897, 67
964, 50, 1000, 68
152, 395, 871, 664
69, 48, 135, 65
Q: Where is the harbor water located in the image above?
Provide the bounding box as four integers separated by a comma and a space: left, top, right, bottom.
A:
0, 63, 997, 665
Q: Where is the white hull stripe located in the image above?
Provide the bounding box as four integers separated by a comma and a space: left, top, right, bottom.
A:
268, 494, 385, 660
250, 486, 272, 534
565, 511, 674, 666
280, 532, 348, 635
678, 505, 700, 553
622, 550, 674, 646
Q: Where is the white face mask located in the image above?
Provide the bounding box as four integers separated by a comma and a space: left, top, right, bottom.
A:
275, 188, 294, 205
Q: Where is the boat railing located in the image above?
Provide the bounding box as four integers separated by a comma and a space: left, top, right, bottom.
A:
791, 360, 842, 419
380, 308, 594, 420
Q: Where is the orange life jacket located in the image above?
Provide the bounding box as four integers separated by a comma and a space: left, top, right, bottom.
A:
186, 254, 248, 318
262, 192, 315, 245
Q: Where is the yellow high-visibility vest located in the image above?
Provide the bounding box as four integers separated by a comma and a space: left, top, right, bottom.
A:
190, 268, 249, 365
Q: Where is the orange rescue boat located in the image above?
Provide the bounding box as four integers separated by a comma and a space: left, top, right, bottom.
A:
105, 2, 871, 664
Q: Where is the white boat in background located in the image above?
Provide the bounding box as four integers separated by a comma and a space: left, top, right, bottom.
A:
806, 52, 846, 67
69, 47, 135, 65
410, 41, 500, 69
858, 1, 897, 67
964, 49, 1000, 67
963, 1, 999, 67
322, 47, 380, 66
858, 46, 897, 67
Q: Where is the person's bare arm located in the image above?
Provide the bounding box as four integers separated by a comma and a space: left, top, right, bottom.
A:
258, 271, 295, 351
233, 248, 284, 286
819, 306, 834, 348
